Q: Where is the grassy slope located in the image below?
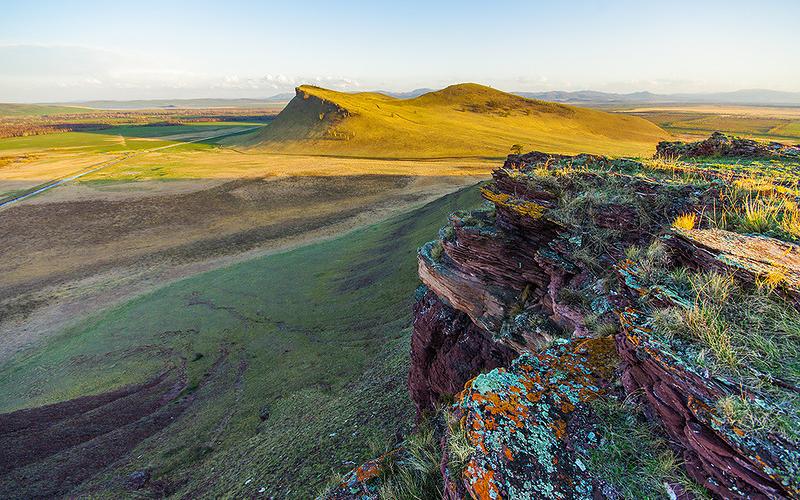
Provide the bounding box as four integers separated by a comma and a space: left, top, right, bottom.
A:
251, 83, 670, 158
0, 184, 484, 498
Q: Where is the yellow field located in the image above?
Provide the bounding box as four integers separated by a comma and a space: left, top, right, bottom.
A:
620, 104, 800, 119
80, 148, 495, 183
251, 83, 670, 158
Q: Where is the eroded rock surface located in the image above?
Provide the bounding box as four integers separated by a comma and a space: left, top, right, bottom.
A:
668, 228, 800, 303
409, 287, 517, 415
455, 337, 616, 499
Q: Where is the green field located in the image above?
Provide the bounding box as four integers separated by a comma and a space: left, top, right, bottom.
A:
252, 84, 670, 158
0, 184, 483, 498
616, 106, 800, 143
0, 103, 94, 117
0, 122, 260, 154
657, 115, 800, 141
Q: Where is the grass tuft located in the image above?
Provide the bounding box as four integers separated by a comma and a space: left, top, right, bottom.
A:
378, 421, 443, 500
711, 185, 800, 241
779, 202, 800, 239
588, 397, 709, 499
672, 212, 698, 231
651, 269, 800, 440
757, 266, 788, 292
445, 412, 472, 480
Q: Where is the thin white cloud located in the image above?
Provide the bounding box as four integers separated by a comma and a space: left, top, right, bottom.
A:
215, 74, 360, 91
0, 44, 364, 101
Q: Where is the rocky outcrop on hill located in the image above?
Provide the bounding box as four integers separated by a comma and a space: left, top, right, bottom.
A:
326, 134, 800, 499
657, 131, 800, 159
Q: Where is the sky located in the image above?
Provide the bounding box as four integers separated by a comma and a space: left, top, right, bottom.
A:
1, 0, 798, 102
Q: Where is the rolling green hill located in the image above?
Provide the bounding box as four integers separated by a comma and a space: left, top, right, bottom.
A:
0, 185, 484, 499
251, 83, 671, 157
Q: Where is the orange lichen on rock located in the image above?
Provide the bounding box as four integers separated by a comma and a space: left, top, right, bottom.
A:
354, 461, 381, 483
466, 461, 500, 500
325, 449, 400, 499
455, 337, 616, 499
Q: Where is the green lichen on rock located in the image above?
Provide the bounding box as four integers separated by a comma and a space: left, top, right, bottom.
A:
454, 337, 617, 499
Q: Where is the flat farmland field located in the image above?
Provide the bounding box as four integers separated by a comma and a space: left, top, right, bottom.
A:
615, 104, 800, 142
0, 123, 263, 200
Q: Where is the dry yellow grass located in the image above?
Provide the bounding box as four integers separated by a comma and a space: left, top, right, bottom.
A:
672, 213, 698, 230
620, 105, 800, 120
80, 149, 496, 182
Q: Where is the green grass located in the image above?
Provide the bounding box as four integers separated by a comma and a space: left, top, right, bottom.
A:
588, 397, 710, 499
629, 109, 800, 142
771, 121, 800, 138
669, 115, 800, 140
251, 83, 670, 158
0, 103, 94, 117
707, 188, 800, 242
0, 122, 257, 153
650, 270, 800, 440
0, 184, 484, 498
377, 421, 443, 499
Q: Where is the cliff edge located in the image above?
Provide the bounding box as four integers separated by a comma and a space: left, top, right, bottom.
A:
325, 133, 800, 499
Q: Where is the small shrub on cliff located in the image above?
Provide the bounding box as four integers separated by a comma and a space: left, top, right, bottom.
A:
377, 421, 442, 499
429, 241, 444, 262
445, 411, 472, 481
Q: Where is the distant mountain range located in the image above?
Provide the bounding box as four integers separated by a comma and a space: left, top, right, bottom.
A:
378, 88, 435, 99
49, 88, 800, 110
57, 96, 291, 109
513, 89, 800, 106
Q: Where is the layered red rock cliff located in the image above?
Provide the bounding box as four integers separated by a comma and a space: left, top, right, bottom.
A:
326, 134, 800, 499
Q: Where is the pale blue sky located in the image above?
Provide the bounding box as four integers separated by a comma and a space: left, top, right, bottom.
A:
1, 0, 798, 101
